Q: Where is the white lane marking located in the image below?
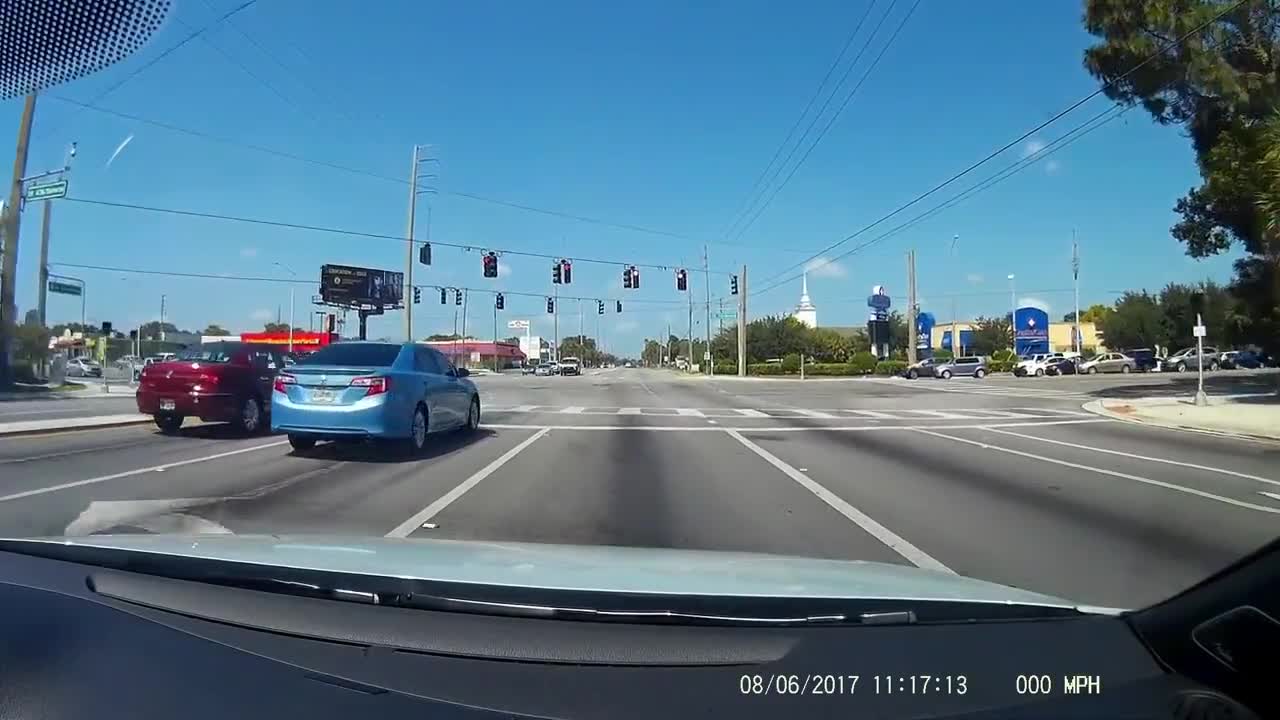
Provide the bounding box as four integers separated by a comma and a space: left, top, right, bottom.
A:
959, 409, 1038, 419
618, 407, 642, 415
734, 408, 768, 417
725, 429, 953, 573
512, 405, 537, 412
844, 409, 899, 419
984, 428, 1280, 488
559, 406, 585, 414
676, 408, 705, 417
708, 420, 718, 425
0, 440, 289, 504
1259, 491, 1280, 503
915, 429, 1280, 515
793, 409, 836, 419
904, 410, 970, 419
481, 419, 1111, 432
385, 428, 552, 538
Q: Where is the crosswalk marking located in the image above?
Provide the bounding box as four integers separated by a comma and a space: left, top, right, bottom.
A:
483, 406, 1093, 420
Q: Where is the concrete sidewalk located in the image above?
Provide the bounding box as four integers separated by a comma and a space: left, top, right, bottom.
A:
0, 413, 152, 437
1084, 394, 1280, 442
0, 381, 136, 401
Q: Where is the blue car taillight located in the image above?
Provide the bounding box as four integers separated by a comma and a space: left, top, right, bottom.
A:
350, 375, 389, 396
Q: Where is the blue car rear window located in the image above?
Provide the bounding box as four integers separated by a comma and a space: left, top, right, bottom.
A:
298, 344, 402, 367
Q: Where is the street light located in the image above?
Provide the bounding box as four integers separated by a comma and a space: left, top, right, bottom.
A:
273, 262, 296, 352
1007, 274, 1016, 354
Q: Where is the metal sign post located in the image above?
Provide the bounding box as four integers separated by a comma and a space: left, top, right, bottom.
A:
1193, 315, 1208, 406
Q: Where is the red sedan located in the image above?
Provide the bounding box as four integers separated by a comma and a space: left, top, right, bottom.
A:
136, 342, 287, 435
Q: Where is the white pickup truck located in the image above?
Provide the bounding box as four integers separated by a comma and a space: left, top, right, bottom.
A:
1014, 352, 1064, 377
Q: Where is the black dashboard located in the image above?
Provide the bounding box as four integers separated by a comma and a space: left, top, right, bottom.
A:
0, 544, 1267, 720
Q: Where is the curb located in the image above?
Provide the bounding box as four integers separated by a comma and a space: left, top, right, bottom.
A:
1080, 399, 1280, 444
0, 415, 153, 438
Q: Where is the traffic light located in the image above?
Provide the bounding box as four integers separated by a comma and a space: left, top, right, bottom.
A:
495, 293, 505, 310
552, 261, 562, 284
597, 300, 604, 315
455, 289, 463, 306
440, 288, 447, 304
101, 321, 113, 334
561, 259, 572, 284
622, 267, 632, 289
547, 297, 555, 313
483, 252, 498, 278
413, 287, 421, 304
129, 329, 138, 340
676, 268, 687, 291
327, 314, 336, 333
730, 275, 739, 295
615, 300, 622, 313
419, 243, 432, 265
629, 265, 640, 288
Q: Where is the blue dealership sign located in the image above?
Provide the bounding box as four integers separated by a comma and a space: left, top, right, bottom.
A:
916, 312, 935, 351
1014, 306, 1050, 355
866, 285, 891, 321
941, 329, 973, 354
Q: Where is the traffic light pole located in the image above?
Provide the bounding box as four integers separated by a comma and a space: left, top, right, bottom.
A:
703, 245, 712, 376
404, 145, 418, 343
0, 94, 36, 387
737, 265, 747, 377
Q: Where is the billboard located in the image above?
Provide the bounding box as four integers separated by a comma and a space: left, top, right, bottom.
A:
320, 264, 404, 307
1014, 305, 1050, 355
915, 312, 935, 351
866, 285, 891, 321
507, 319, 530, 330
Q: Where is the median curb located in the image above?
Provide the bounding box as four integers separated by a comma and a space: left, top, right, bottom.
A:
1081, 399, 1280, 444
0, 414, 153, 438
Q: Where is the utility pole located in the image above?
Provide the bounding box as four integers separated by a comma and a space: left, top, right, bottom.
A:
906, 249, 918, 365
578, 298, 584, 364
492, 298, 498, 373
666, 321, 671, 366
737, 265, 747, 376
404, 145, 419, 342
460, 289, 468, 368
36, 200, 51, 329
1072, 231, 1081, 355
686, 284, 693, 373
160, 294, 167, 342
0, 94, 37, 386
553, 284, 559, 365
703, 245, 712, 376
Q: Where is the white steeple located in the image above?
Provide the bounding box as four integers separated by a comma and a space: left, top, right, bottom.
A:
793, 272, 817, 328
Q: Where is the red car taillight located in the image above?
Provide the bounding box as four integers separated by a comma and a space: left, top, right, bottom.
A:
273, 374, 296, 394
350, 375, 389, 396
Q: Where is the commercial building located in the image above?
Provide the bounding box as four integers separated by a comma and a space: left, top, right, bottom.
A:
929, 321, 1103, 355
422, 339, 526, 369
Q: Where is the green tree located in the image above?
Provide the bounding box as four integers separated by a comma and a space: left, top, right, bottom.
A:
1084, 0, 1280, 354
202, 324, 231, 336
425, 333, 461, 341
805, 327, 852, 362
744, 315, 809, 362
1102, 291, 1166, 350
139, 321, 179, 339
15, 311, 50, 374
263, 322, 304, 334
641, 339, 663, 366
970, 315, 1012, 356
1063, 304, 1112, 323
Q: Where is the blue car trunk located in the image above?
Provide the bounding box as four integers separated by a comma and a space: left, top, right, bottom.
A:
284, 365, 385, 407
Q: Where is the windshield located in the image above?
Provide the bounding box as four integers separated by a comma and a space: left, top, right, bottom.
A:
3, 0, 1277, 625
296, 344, 402, 367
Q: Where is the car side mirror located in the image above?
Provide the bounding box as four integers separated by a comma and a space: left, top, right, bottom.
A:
455, 367, 470, 378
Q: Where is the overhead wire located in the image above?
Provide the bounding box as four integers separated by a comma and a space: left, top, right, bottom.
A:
748, 0, 1248, 295
728, 0, 921, 244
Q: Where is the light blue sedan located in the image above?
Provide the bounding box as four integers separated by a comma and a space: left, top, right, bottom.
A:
271, 342, 480, 453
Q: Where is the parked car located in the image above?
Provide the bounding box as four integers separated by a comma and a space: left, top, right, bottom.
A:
1044, 357, 1079, 376
271, 341, 480, 453
1218, 350, 1266, 370
624, 361, 634, 368
558, 357, 582, 376
521, 364, 538, 375
136, 342, 285, 435
902, 357, 940, 379
66, 357, 102, 377
1162, 346, 1220, 373
1014, 353, 1064, 377
1122, 348, 1160, 372
933, 356, 988, 379
534, 363, 555, 376
1078, 351, 1137, 374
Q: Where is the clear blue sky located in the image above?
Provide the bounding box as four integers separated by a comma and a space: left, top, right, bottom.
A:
1, 0, 1240, 354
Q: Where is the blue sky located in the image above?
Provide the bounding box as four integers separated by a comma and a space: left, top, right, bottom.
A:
1, 0, 1240, 354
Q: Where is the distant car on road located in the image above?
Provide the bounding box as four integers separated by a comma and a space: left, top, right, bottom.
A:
271, 341, 480, 454
1162, 346, 1220, 373
66, 357, 102, 377
902, 357, 940, 379
1219, 350, 1265, 370
624, 361, 634, 368
933, 356, 987, 380
1079, 352, 1137, 374
521, 364, 538, 375
137, 342, 285, 435
534, 363, 555, 376
558, 357, 581, 376
1014, 353, 1064, 377
1044, 357, 1079, 376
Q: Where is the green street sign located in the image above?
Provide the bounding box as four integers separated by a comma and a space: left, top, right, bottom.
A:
49, 280, 81, 296
26, 180, 68, 201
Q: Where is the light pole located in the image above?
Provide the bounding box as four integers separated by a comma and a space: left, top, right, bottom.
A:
274, 262, 296, 351
1007, 274, 1016, 355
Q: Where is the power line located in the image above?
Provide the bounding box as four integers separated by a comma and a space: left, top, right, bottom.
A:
34, 0, 260, 141
749, 0, 1246, 294
718, 0, 881, 240
61, 196, 738, 276
751, 104, 1131, 298
47, 261, 691, 308
728, 0, 919, 244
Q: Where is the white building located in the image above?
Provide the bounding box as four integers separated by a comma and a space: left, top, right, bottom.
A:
792, 273, 817, 328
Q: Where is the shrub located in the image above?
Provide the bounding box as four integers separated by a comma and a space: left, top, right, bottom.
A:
987, 358, 1016, 373
748, 363, 786, 375
805, 363, 861, 376
781, 353, 801, 372
849, 351, 879, 374
874, 360, 907, 375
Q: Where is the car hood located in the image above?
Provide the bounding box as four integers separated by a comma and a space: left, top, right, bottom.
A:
9, 534, 1117, 612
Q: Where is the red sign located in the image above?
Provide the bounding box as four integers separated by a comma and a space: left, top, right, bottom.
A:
240, 331, 336, 347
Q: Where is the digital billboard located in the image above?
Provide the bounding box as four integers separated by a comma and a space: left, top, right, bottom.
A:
320, 264, 404, 308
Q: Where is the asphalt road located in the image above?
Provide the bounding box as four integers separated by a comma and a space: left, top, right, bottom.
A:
0, 394, 139, 423
1, 367, 1276, 609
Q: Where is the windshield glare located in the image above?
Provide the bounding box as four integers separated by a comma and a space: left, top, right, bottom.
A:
297, 344, 402, 367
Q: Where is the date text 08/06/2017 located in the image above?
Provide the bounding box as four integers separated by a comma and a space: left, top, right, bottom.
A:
739, 675, 970, 696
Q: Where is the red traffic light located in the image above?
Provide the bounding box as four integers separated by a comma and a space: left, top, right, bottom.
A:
561, 259, 572, 284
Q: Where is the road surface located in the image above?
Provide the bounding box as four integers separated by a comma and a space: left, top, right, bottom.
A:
0, 368, 1276, 609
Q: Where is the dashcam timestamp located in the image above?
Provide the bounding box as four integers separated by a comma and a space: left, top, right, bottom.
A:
739, 674, 970, 697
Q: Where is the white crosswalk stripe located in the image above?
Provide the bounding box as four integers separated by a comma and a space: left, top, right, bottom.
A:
482, 405, 1092, 420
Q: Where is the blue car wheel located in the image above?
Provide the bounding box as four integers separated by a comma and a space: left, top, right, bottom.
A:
405, 405, 428, 454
